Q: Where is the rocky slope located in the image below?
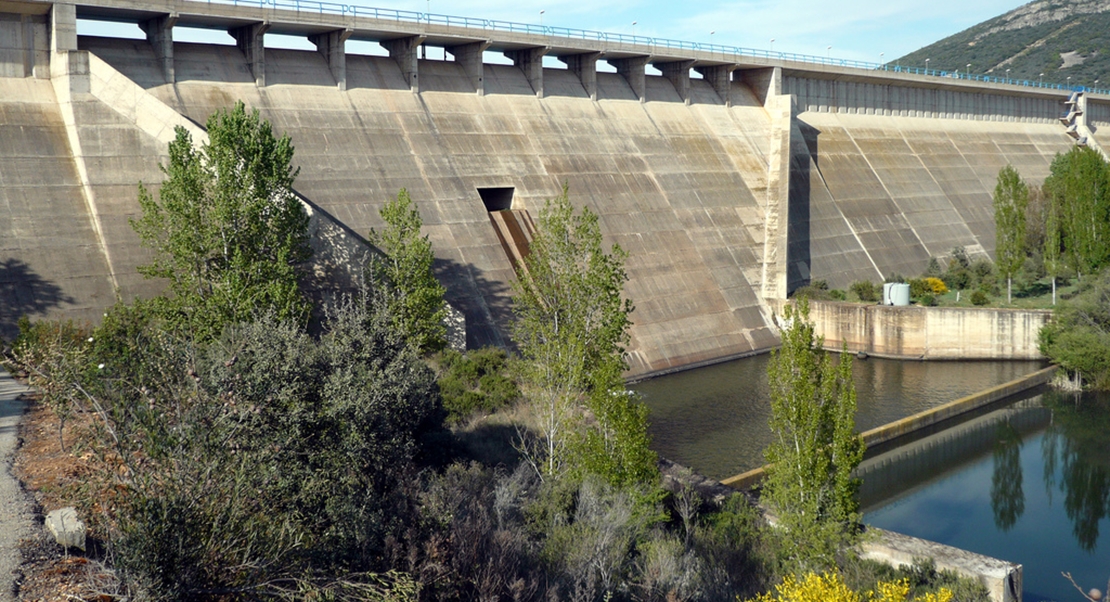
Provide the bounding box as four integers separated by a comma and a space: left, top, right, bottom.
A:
897, 0, 1110, 87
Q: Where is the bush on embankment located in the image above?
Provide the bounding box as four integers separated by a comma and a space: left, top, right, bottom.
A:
1039, 267, 1110, 389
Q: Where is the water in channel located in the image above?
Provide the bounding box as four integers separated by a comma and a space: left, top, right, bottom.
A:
863, 389, 1110, 602
632, 353, 1043, 480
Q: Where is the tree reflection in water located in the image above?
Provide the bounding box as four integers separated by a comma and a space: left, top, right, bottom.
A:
991, 421, 1024, 531
1041, 389, 1110, 552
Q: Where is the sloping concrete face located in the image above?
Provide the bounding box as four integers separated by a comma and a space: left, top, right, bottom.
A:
788, 111, 1073, 290
0, 77, 115, 340
77, 38, 779, 376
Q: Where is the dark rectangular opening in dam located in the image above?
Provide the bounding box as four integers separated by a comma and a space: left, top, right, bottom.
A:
478, 187, 515, 212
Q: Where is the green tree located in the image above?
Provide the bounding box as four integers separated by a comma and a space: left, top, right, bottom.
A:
1039, 268, 1110, 389
368, 188, 448, 354
132, 101, 311, 341
1043, 147, 1110, 279
763, 297, 865, 573
993, 165, 1028, 304
1044, 186, 1063, 305
511, 186, 655, 485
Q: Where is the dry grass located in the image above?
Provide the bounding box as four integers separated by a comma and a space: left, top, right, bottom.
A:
12, 397, 120, 602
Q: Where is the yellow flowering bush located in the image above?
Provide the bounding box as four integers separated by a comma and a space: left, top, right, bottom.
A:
747, 571, 954, 602
923, 277, 948, 295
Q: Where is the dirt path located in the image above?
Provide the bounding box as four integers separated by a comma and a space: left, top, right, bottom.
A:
0, 370, 31, 602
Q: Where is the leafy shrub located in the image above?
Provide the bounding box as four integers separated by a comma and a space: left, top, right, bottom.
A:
925, 258, 943, 278
810, 279, 829, 291
850, 281, 879, 302
923, 277, 948, 295
792, 285, 830, 300
884, 273, 907, 284
943, 268, 971, 291
948, 246, 971, 271
970, 290, 990, 306
908, 279, 931, 299
1039, 268, 1110, 389
748, 570, 954, 602
829, 289, 847, 301
918, 293, 937, 307
971, 258, 995, 284
436, 347, 519, 422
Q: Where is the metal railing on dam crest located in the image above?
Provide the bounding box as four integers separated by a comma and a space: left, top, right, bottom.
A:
157, 0, 1106, 95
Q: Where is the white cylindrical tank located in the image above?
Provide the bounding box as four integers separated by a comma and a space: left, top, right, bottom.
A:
883, 282, 894, 305
891, 283, 911, 306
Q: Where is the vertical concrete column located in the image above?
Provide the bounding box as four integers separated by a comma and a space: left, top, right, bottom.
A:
446, 40, 491, 95
381, 35, 425, 93
139, 13, 178, 84
231, 22, 269, 87
694, 64, 737, 106
310, 28, 352, 91
612, 56, 648, 103
50, 2, 77, 54
558, 52, 599, 100
762, 91, 793, 300
22, 14, 50, 78
739, 66, 782, 107
505, 46, 549, 98
654, 59, 694, 105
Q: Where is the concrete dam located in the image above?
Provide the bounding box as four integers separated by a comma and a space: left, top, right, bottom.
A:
0, 0, 1100, 377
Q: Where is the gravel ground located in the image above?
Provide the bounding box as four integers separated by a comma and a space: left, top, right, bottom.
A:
0, 370, 31, 602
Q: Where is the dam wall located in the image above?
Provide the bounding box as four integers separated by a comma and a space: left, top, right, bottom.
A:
0, 0, 1089, 375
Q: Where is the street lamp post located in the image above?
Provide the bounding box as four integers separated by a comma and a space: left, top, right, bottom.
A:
879, 52, 884, 68
1040, 72, 1044, 86
967, 63, 971, 78
925, 58, 930, 73
1006, 68, 1011, 83
770, 38, 775, 53
1068, 75, 1072, 88
827, 45, 832, 60
631, 20, 637, 39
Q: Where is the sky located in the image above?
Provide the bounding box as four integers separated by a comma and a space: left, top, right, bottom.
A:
79, 0, 1031, 65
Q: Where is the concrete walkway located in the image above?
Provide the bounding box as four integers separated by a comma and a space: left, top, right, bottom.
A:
0, 369, 30, 602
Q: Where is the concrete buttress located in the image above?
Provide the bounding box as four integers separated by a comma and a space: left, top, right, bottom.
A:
654, 60, 694, 105
557, 51, 599, 100
612, 56, 648, 103
446, 40, 491, 95
505, 46, 548, 98
230, 22, 269, 86
381, 35, 424, 93
310, 28, 352, 91
139, 13, 177, 84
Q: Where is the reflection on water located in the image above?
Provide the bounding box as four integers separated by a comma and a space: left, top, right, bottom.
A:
864, 390, 1110, 602
632, 354, 1043, 479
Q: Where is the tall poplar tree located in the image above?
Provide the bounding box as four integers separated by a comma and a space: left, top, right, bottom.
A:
132, 102, 311, 341
763, 298, 864, 573
993, 164, 1028, 304
367, 188, 448, 355
511, 187, 655, 485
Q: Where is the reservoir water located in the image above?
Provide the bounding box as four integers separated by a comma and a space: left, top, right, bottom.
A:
863, 389, 1110, 602
632, 354, 1044, 480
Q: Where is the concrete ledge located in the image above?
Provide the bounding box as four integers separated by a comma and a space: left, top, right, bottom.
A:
862, 527, 1021, 602
719, 365, 1056, 490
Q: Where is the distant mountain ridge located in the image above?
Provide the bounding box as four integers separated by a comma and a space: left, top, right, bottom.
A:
897, 1, 1110, 87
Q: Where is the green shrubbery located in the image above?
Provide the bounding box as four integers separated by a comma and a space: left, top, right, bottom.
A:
435, 347, 519, 422
1039, 269, 1110, 389
850, 280, 880, 303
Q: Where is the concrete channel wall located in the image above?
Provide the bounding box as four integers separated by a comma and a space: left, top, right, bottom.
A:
0, 0, 1085, 378
772, 300, 1052, 360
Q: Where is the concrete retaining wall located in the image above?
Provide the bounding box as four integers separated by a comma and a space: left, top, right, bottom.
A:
863, 528, 1022, 602
777, 300, 1051, 360
719, 365, 1055, 489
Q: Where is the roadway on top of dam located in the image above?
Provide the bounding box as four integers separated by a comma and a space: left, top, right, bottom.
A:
15, 0, 1092, 100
